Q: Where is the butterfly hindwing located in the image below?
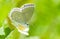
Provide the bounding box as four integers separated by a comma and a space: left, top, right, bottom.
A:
11, 11, 25, 24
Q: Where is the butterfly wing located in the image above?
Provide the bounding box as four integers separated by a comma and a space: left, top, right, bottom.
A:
21, 4, 34, 24
10, 4, 34, 24
11, 11, 26, 24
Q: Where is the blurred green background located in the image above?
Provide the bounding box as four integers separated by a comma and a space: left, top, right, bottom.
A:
0, 0, 60, 39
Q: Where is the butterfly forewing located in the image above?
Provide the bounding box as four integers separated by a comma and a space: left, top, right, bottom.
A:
22, 5, 34, 23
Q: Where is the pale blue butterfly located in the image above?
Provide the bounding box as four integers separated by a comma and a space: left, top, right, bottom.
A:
9, 3, 34, 35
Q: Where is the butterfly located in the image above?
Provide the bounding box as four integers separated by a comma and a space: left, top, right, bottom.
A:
8, 3, 34, 35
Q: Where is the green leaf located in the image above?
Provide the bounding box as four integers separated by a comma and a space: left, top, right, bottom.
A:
5, 29, 20, 39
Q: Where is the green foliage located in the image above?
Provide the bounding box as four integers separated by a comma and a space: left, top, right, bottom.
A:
5, 29, 20, 39
0, 0, 20, 26
29, 0, 60, 39
0, 0, 60, 39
